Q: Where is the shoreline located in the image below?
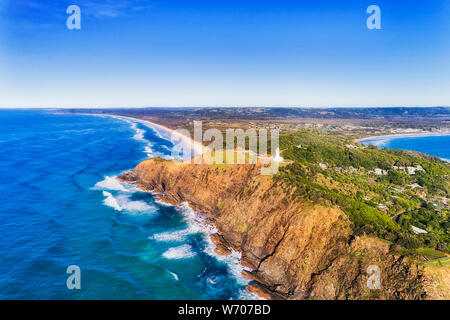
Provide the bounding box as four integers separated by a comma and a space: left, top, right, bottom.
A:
354, 132, 450, 144
116, 177, 261, 300
71, 112, 206, 159
132, 179, 267, 300
120, 164, 278, 300
94, 113, 260, 299
106, 114, 206, 157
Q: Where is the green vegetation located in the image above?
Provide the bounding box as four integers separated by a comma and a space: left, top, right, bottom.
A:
275, 130, 450, 256
416, 248, 447, 260
425, 257, 450, 267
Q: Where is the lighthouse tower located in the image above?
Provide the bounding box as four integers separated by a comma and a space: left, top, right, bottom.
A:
273, 147, 284, 162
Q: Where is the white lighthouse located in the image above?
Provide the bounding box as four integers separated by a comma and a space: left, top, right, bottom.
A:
273, 147, 284, 162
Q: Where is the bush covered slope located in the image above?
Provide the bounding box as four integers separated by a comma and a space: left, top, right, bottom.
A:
277, 131, 449, 257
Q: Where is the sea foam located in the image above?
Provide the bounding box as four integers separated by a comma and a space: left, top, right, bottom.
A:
168, 270, 179, 281
102, 191, 155, 213
129, 122, 155, 158
150, 203, 212, 242
154, 202, 251, 286
162, 244, 196, 259
94, 176, 136, 192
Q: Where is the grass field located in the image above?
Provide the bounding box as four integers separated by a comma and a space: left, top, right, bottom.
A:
416, 248, 448, 261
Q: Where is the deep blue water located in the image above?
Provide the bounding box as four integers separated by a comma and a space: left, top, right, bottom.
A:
361, 134, 450, 162
0, 110, 250, 300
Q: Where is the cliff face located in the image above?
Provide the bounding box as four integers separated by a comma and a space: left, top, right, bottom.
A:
121, 159, 429, 300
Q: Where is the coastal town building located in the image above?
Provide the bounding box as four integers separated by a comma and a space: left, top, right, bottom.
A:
373, 168, 388, 175
411, 225, 428, 235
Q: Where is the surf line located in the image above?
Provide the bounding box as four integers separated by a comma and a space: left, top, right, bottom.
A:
71, 112, 203, 160
83, 112, 257, 299
104, 114, 205, 159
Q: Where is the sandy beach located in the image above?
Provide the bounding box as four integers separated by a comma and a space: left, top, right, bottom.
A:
355, 132, 450, 144
99, 114, 206, 157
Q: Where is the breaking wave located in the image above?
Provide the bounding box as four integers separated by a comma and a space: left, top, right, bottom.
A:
129, 121, 155, 158
102, 191, 155, 213
152, 202, 251, 286
168, 270, 179, 281
94, 176, 137, 192
162, 244, 196, 259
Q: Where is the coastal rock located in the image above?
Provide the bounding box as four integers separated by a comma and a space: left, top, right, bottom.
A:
121, 159, 436, 300
210, 233, 232, 256
246, 282, 281, 300
242, 270, 258, 281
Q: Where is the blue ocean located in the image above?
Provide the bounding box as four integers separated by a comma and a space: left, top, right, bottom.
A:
0, 110, 251, 300
361, 134, 450, 161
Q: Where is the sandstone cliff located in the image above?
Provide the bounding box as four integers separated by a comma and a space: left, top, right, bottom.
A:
120, 159, 440, 300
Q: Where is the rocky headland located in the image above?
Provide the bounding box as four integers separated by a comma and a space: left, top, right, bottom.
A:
119, 158, 444, 300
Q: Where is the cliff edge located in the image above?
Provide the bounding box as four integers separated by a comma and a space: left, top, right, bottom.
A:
120, 159, 440, 300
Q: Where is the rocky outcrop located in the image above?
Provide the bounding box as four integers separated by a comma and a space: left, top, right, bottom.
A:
210, 233, 232, 256
120, 159, 432, 300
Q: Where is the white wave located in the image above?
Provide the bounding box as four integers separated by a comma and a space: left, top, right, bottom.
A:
176, 203, 216, 234
204, 239, 250, 286
102, 191, 155, 213
128, 122, 155, 158
162, 244, 196, 259
150, 203, 211, 242
160, 144, 173, 152
150, 229, 191, 242
127, 121, 176, 160
97, 176, 251, 295
103, 191, 122, 211
153, 196, 172, 207
94, 176, 137, 192
95, 174, 251, 296
92, 114, 187, 160
168, 270, 179, 281
146, 124, 172, 141
132, 124, 145, 142
159, 202, 251, 286
238, 288, 265, 300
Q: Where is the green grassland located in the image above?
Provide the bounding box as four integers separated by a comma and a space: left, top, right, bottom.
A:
275, 130, 450, 257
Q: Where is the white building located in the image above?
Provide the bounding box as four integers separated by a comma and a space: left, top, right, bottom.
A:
273, 147, 284, 163
407, 167, 416, 175
319, 163, 327, 169
411, 226, 428, 235
374, 168, 387, 175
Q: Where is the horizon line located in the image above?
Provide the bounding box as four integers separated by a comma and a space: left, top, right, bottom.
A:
1, 105, 449, 110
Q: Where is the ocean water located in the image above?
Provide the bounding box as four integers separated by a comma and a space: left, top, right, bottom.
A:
361, 134, 450, 161
0, 110, 251, 300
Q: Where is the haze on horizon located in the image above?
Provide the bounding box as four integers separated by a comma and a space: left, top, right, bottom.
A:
0, 0, 449, 108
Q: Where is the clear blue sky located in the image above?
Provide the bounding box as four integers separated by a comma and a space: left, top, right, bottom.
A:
0, 0, 449, 108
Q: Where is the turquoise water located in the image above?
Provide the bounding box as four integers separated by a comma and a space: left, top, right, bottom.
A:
0, 110, 250, 299
361, 134, 450, 161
